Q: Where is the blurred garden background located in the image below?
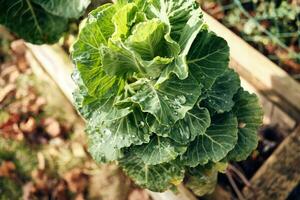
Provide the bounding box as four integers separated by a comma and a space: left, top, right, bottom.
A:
0, 0, 299, 200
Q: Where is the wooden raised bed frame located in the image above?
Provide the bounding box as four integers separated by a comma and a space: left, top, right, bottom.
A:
25, 12, 300, 200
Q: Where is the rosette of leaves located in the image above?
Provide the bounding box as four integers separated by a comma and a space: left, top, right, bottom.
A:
71, 0, 263, 194
0, 0, 91, 44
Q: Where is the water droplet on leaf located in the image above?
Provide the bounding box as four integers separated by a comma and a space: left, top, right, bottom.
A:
131, 96, 138, 101
139, 121, 145, 128
177, 95, 186, 104
239, 122, 246, 128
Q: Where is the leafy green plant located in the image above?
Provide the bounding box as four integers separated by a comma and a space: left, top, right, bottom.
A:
201, 0, 300, 76
0, 0, 91, 44
0, 138, 37, 179
72, 0, 263, 194
0, 137, 36, 199
0, 178, 22, 200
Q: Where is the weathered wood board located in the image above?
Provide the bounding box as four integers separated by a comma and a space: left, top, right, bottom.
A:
243, 126, 300, 200
26, 44, 75, 102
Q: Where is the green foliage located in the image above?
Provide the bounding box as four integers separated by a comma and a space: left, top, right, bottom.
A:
0, 178, 22, 200
210, 0, 300, 63
0, 138, 36, 198
0, 0, 90, 44
226, 0, 299, 45
0, 138, 37, 179
72, 0, 263, 194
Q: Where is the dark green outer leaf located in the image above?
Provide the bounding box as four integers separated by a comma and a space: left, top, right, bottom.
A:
185, 164, 218, 196
169, 107, 211, 144
83, 87, 151, 163
73, 75, 152, 162
119, 154, 185, 192
0, 0, 68, 44
32, 0, 90, 18
131, 136, 187, 165
182, 113, 238, 167
227, 89, 263, 161
203, 68, 241, 114
87, 108, 151, 162
187, 30, 230, 90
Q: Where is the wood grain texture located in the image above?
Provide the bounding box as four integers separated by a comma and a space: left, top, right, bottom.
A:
243, 126, 300, 200
26, 43, 75, 102
202, 185, 232, 200
203, 12, 300, 120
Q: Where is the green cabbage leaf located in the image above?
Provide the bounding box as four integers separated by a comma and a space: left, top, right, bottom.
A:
71, 0, 263, 194
0, 0, 91, 44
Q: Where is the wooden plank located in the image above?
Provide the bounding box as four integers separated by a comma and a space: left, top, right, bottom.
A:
203, 12, 300, 120
25, 43, 75, 102
149, 184, 198, 200
25, 44, 198, 200
25, 50, 79, 124
243, 125, 300, 200
149, 190, 197, 200
202, 185, 231, 200
177, 184, 198, 200
148, 190, 181, 200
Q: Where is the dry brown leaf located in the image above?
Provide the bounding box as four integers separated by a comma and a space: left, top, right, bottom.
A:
7, 101, 22, 114
37, 152, 45, 170
88, 164, 131, 200
0, 161, 16, 177
0, 64, 18, 78
31, 169, 52, 192
20, 117, 37, 133
1, 116, 24, 140
8, 70, 20, 83
64, 168, 89, 193
17, 56, 29, 72
0, 84, 16, 103
0, 77, 5, 86
20, 92, 37, 114
22, 182, 36, 200
42, 117, 61, 137
75, 193, 85, 200
29, 96, 46, 114
10, 39, 26, 56
52, 180, 69, 200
